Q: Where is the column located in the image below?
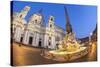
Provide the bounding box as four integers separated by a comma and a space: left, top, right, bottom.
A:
23, 30, 29, 45
51, 36, 56, 49
35, 32, 39, 47
32, 33, 35, 46
14, 27, 21, 42
44, 34, 48, 48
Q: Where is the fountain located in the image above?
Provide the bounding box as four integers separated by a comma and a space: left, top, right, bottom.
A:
42, 33, 88, 62
41, 6, 88, 62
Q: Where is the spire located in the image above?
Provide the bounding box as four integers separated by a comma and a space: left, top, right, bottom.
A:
64, 6, 72, 34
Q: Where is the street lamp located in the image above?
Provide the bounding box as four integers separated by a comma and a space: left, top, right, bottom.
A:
89, 32, 92, 45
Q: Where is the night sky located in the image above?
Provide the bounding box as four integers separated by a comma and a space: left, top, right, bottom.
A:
11, 1, 97, 38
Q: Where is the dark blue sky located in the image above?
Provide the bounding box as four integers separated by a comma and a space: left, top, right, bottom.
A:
11, 1, 97, 38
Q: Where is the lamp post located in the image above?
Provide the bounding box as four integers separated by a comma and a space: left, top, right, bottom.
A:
89, 33, 92, 45
88, 32, 92, 54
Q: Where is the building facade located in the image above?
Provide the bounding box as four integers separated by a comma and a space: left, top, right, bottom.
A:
12, 6, 66, 49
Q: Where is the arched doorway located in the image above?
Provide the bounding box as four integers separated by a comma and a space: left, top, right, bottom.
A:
38, 39, 42, 47
29, 36, 33, 45
20, 37, 23, 43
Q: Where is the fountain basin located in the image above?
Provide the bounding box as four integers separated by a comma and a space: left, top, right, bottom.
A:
43, 47, 88, 62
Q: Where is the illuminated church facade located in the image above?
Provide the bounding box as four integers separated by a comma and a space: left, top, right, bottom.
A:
12, 6, 67, 49
12, 5, 97, 49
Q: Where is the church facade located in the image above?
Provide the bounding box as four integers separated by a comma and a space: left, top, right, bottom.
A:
12, 6, 66, 49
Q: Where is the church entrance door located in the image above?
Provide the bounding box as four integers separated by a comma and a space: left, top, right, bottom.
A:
38, 40, 42, 47
20, 37, 23, 43
29, 36, 33, 45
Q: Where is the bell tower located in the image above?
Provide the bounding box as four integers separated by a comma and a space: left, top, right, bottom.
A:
64, 6, 72, 34
48, 15, 54, 29
18, 6, 30, 19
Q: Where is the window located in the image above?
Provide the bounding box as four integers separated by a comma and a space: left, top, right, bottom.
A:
50, 24, 52, 28
48, 42, 51, 46
35, 19, 37, 23
51, 18, 53, 21
49, 37, 51, 40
